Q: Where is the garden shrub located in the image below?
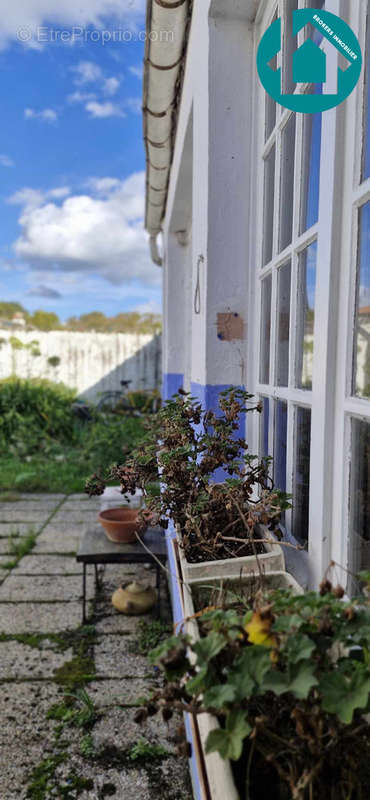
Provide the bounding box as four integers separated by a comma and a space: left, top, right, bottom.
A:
0, 378, 76, 455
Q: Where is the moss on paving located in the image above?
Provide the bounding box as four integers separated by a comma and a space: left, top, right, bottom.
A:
26, 753, 94, 800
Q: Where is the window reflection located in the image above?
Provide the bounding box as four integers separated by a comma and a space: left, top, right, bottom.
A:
349, 418, 370, 585
263, 147, 275, 266
362, 14, 370, 181
274, 400, 287, 493
279, 114, 296, 252
353, 202, 370, 399
276, 261, 291, 387
260, 275, 272, 384
296, 241, 317, 390
301, 113, 322, 232
293, 406, 311, 544
260, 396, 270, 460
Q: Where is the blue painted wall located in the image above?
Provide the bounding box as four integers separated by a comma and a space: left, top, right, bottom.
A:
162, 372, 184, 402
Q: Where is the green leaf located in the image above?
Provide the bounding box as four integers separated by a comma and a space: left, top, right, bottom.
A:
203, 684, 236, 709
320, 665, 370, 724
230, 647, 272, 700
273, 614, 304, 633
205, 711, 251, 761
262, 662, 318, 700
193, 631, 226, 667
283, 634, 316, 664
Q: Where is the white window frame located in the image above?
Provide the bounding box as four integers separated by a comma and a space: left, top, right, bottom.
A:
248, 0, 368, 587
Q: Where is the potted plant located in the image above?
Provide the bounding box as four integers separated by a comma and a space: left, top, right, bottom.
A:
141, 577, 370, 800
86, 388, 288, 579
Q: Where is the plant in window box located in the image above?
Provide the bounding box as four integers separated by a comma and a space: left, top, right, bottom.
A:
85, 388, 288, 578
141, 578, 370, 800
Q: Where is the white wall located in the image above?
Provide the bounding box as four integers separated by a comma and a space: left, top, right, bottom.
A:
0, 330, 162, 401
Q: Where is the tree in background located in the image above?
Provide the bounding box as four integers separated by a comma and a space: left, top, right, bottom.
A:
30, 310, 61, 331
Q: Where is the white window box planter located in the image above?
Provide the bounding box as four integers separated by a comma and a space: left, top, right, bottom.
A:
177, 524, 285, 585
183, 571, 303, 800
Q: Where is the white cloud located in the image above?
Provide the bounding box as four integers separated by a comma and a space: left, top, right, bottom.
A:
24, 107, 58, 123
125, 97, 141, 114
67, 90, 96, 104
10, 172, 159, 288
72, 60, 102, 85
103, 76, 120, 96
0, 154, 15, 167
129, 65, 143, 79
8, 186, 71, 211
85, 100, 125, 118
0, 1, 145, 51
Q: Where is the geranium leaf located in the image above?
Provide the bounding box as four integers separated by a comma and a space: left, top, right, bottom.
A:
205, 711, 251, 761
262, 662, 318, 699
203, 683, 236, 709
320, 666, 370, 724
193, 632, 226, 666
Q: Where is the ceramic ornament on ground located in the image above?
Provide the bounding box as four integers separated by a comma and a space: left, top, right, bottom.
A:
98, 508, 147, 543
112, 582, 157, 615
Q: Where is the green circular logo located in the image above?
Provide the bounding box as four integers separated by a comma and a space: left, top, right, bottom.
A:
257, 9, 362, 113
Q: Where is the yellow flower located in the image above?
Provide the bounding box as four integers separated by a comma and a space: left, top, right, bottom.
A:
245, 611, 277, 649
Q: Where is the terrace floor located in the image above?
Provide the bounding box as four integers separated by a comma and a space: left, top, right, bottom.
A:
0, 493, 192, 800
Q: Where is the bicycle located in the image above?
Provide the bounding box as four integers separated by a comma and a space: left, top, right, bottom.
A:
96, 380, 137, 415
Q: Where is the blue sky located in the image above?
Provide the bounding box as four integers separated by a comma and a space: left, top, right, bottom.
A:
0, 0, 161, 321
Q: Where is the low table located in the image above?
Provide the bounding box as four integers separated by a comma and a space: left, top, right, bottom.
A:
76, 526, 168, 623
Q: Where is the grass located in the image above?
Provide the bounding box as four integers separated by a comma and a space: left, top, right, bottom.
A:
1, 528, 38, 570
0, 415, 146, 494
128, 739, 170, 763
129, 619, 171, 656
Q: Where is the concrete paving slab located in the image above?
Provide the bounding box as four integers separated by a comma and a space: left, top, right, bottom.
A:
32, 536, 81, 555
52, 511, 98, 524
0, 640, 73, 680
0, 601, 83, 633
0, 523, 42, 536
88, 678, 158, 708
94, 635, 154, 679
11, 554, 82, 575
0, 681, 63, 799
0, 510, 54, 523
0, 574, 95, 602
95, 611, 149, 634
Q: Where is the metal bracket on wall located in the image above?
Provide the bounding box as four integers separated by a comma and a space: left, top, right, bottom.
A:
194, 255, 204, 315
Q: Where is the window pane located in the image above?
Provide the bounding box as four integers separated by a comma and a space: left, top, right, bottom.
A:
296, 241, 317, 390
362, 14, 370, 181
265, 13, 277, 141
276, 261, 291, 387
284, 0, 299, 95
263, 146, 275, 266
260, 275, 272, 384
259, 396, 270, 459
353, 202, 370, 399
293, 406, 311, 544
348, 418, 370, 583
300, 113, 322, 232
279, 115, 296, 252
274, 400, 287, 492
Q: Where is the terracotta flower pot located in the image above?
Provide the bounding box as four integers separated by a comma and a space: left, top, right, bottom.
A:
98, 508, 147, 543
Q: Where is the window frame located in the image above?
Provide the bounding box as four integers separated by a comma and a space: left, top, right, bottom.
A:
250, 0, 366, 586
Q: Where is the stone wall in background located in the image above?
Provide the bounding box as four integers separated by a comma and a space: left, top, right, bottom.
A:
0, 330, 162, 402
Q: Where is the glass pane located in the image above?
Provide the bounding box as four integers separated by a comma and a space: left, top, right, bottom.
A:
348, 418, 370, 584
260, 275, 272, 384
353, 202, 370, 398
296, 241, 317, 390
362, 14, 370, 181
263, 146, 275, 266
293, 406, 311, 544
300, 113, 322, 232
259, 396, 270, 459
284, 0, 299, 95
279, 114, 296, 252
276, 261, 291, 387
274, 400, 287, 492
265, 13, 277, 141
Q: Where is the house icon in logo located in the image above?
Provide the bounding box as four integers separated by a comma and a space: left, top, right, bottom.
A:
293, 38, 327, 84
282, 33, 353, 95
